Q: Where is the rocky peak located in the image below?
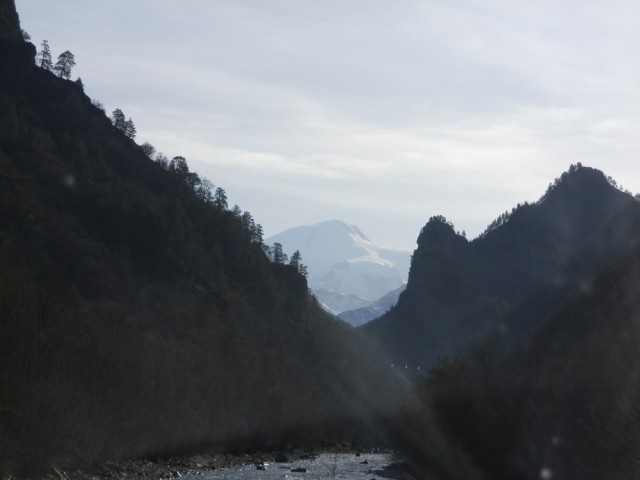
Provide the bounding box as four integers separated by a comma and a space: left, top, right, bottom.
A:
416, 215, 463, 249
542, 164, 618, 205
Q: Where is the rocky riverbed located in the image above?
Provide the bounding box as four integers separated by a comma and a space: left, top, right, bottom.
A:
47, 450, 416, 480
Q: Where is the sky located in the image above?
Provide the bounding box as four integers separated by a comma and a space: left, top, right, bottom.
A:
16, 0, 640, 249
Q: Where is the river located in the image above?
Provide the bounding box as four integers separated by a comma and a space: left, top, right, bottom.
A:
181, 452, 395, 480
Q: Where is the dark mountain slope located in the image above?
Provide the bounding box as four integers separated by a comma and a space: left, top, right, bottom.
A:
0, 4, 403, 475
0, 0, 20, 40
405, 238, 640, 480
362, 165, 640, 372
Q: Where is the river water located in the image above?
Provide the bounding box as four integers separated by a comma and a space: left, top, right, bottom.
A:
182, 453, 394, 480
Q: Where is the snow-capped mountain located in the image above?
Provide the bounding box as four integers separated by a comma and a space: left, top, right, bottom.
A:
266, 220, 411, 324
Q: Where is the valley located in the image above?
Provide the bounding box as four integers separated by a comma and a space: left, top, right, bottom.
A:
2, 1, 640, 479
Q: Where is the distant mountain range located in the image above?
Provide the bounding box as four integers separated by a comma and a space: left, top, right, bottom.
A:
266, 220, 411, 324
338, 285, 406, 327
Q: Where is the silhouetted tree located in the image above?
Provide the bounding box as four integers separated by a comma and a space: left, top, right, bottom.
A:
214, 187, 228, 210
36, 40, 53, 71
54, 50, 75, 79
290, 250, 302, 268
21, 29, 30, 41
111, 109, 126, 131
252, 223, 264, 244
91, 98, 105, 113
231, 205, 242, 218
298, 264, 308, 278
289, 250, 308, 277
241, 211, 255, 231
196, 178, 214, 202
141, 142, 156, 158
124, 118, 136, 139
272, 243, 288, 264
241, 214, 263, 244
169, 156, 189, 178
154, 152, 169, 169
185, 171, 201, 191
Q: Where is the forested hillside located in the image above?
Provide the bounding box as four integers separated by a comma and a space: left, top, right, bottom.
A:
398, 237, 640, 480
0, 3, 403, 475
362, 164, 640, 373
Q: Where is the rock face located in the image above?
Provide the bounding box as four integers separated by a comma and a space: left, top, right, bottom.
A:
0, 0, 21, 41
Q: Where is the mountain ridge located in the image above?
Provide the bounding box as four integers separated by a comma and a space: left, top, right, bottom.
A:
362, 164, 640, 372
406, 232, 640, 480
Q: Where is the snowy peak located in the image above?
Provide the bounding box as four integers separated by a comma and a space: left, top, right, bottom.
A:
266, 220, 411, 323
318, 219, 370, 242
270, 220, 371, 267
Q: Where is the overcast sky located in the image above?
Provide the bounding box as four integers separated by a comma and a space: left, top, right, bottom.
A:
16, 0, 640, 249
